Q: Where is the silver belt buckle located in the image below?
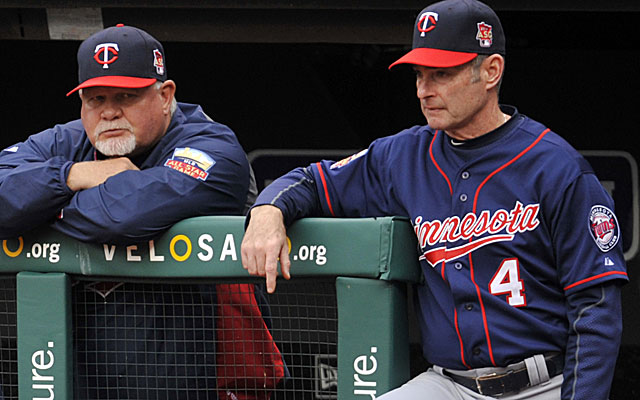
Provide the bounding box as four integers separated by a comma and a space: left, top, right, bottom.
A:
475, 370, 511, 396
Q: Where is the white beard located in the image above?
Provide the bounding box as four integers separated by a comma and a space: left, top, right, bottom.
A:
94, 132, 137, 156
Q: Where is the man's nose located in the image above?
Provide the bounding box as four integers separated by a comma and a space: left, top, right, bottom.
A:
416, 78, 434, 99
100, 100, 122, 120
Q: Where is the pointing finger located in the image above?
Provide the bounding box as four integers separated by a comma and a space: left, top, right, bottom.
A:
264, 252, 280, 293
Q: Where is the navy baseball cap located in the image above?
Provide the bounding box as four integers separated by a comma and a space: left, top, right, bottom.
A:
389, 0, 505, 69
67, 24, 167, 96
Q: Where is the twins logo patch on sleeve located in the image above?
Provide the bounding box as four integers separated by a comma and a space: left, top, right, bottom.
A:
164, 147, 216, 181
589, 205, 620, 252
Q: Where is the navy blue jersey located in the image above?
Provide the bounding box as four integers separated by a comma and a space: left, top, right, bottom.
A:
0, 101, 277, 398
253, 106, 628, 399
0, 102, 256, 243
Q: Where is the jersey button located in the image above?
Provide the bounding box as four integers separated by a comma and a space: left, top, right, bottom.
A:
464, 303, 474, 311
461, 171, 470, 179
454, 262, 463, 270
472, 347, 481, 356
459, 194, 468, 202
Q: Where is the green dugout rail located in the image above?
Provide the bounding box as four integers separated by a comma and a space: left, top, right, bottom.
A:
0, 216, 422, 399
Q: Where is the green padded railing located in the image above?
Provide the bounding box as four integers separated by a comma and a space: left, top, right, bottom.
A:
0, 216, 422, 400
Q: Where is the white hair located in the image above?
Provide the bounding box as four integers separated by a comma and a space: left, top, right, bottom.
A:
78, 81, 177, 116
154, 81, 178, 116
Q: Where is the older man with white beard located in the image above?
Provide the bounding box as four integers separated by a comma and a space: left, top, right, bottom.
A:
0, 25, 283, 399
0, 24, 256, 242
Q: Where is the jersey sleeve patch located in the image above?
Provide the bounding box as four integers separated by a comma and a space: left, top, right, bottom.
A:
2, 146, 19, 153
330, 149, 368, 170
588, 205, 620, 252
164, 147, 216, 181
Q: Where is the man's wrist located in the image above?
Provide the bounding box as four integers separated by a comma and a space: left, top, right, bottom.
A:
245, 204, 284, 229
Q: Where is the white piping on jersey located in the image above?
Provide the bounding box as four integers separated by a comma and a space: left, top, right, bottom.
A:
270, 176, 309, 205
570, 285, 606, 400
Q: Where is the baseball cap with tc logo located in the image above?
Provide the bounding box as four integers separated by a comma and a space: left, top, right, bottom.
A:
389, 0, 505, 69
66, 24, 167, 96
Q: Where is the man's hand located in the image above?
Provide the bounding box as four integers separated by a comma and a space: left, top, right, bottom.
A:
67, 157, 139, 191
241, 205, 291, 293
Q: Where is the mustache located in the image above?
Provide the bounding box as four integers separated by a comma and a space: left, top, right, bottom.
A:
94, 122, 134, 137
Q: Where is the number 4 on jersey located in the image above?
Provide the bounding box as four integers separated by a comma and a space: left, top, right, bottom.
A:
489, 258, 526, 307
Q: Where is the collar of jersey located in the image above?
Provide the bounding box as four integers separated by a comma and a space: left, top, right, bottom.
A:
445, 105, 519, 150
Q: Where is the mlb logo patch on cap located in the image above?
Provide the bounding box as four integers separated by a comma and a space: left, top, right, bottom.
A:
476, 22, 493, 47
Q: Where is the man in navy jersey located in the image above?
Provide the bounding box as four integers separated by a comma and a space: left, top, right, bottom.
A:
241, 0, 628, 398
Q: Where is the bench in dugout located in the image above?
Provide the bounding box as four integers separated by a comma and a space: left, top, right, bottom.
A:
0, 216, 420, 399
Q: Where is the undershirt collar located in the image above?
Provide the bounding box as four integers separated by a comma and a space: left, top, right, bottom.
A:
445, 105, 520, 150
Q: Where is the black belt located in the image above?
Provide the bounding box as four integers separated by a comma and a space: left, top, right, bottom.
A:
444, 354, 563, 397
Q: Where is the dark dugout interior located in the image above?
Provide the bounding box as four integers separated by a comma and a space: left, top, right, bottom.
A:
2, 10, 639, 155
1, 4, 640, 397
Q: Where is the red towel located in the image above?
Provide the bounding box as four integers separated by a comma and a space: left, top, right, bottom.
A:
216, 283, 285, 399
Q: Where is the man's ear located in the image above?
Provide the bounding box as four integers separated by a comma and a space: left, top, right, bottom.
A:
159, 80, 177, 114
484, 54, 504, 91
